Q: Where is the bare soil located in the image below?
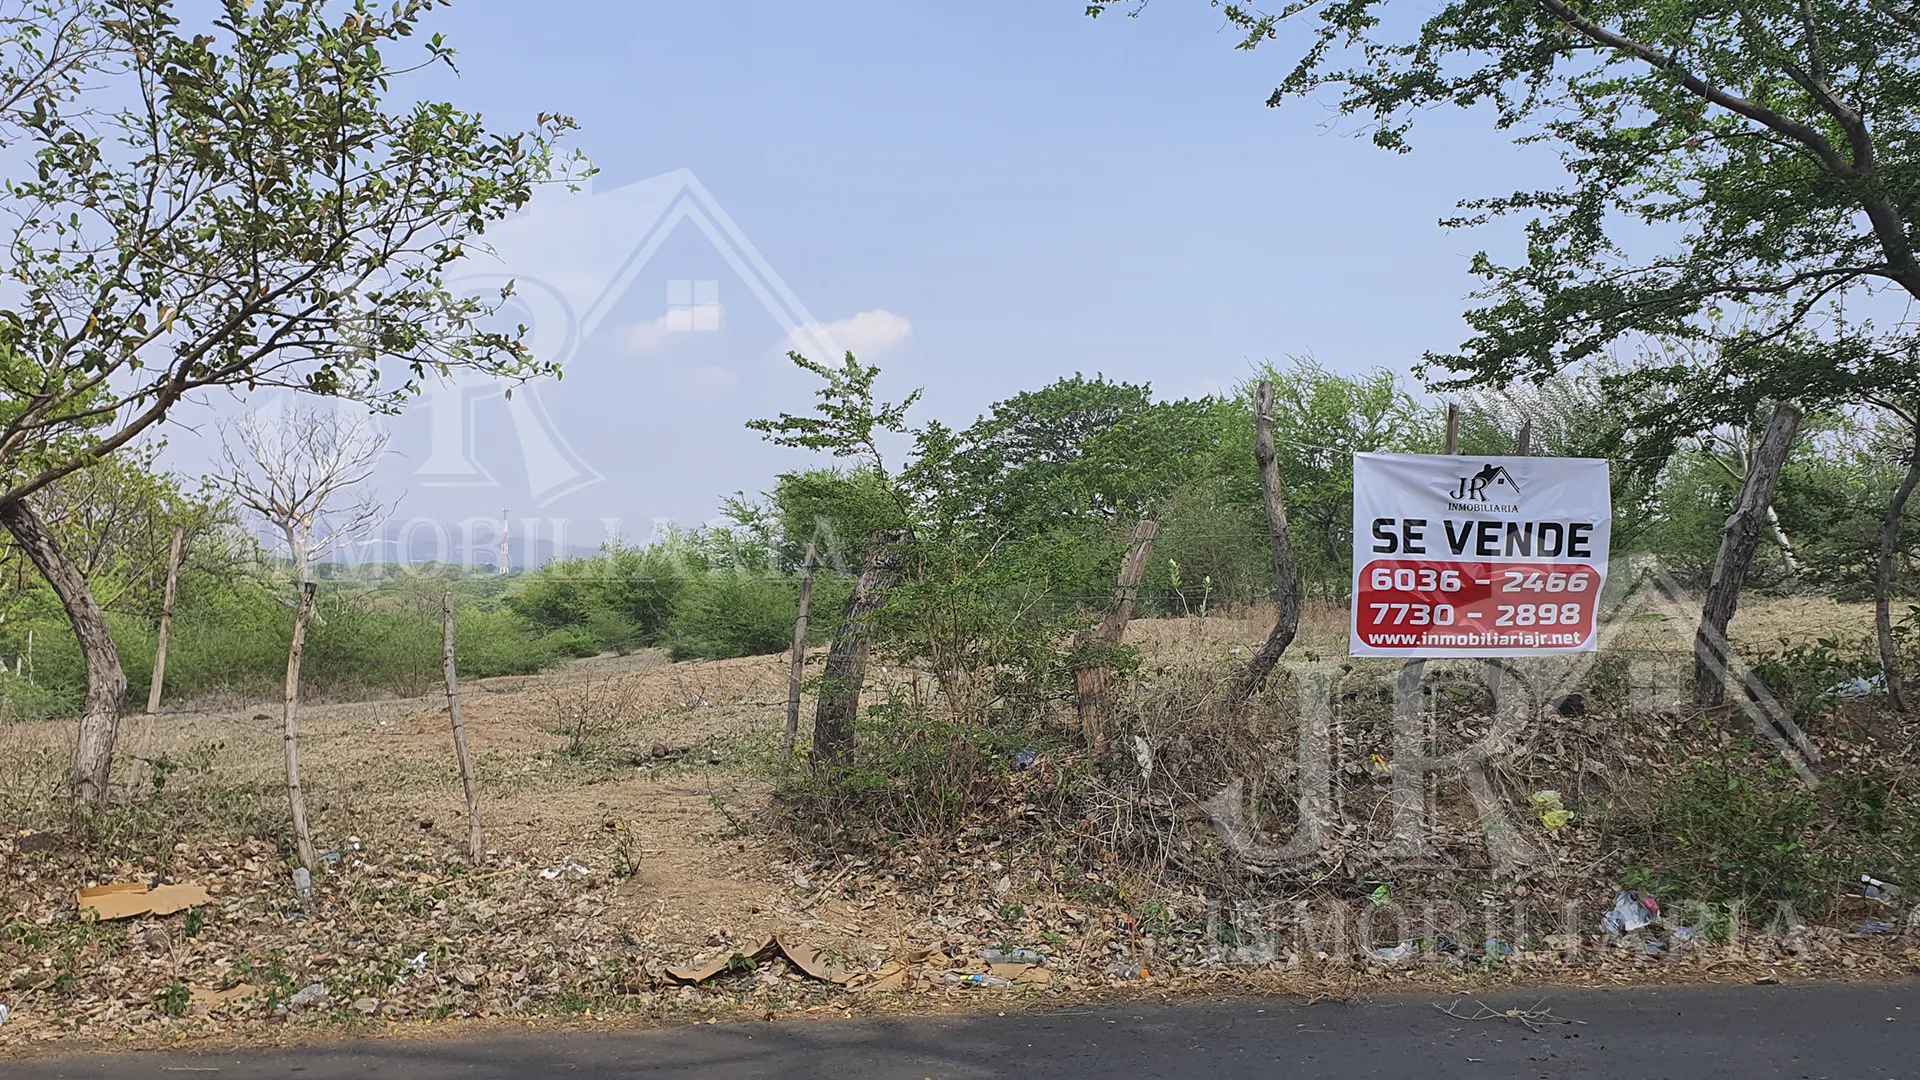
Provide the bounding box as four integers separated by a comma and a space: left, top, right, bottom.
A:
0, 598, 1914, 1056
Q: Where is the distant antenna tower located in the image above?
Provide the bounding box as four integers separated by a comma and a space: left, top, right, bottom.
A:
500, 508, 510, 574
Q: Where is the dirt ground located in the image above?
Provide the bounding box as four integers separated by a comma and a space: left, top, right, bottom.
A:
0, 596, 1915, 1055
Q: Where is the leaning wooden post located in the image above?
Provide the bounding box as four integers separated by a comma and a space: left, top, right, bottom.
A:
783, 544, 818, 762
1074, 518, 1160, 752
1229, 378, 1306, 706
129, 527, 185, 793
283, 580, 319, 873
443, 592, 485, 862
1694, 404, 1802, 706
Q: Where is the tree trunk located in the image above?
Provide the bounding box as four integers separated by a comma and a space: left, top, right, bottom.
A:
1878, 421, 1920, 712
284, 580, 318, 872
1231, 381, 1307, 705
1231, 379, 1306, 706
784, 543, 818, 761
1074, 517, 1159, 752
1694, 404, 1802, 707
129, 527, 185, 794
442, 592, 485, 861
811, 532, 906, 770
0, 497, 127, 802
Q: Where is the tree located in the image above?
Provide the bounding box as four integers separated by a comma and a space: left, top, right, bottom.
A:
749, 352, 920, 766
212, 403, 389, 871
212, 405, 390, 586
1092, 0, 1920, 701
1249, 359, 1427, 594
1089, 0, 1920, 387
1695, 403, 1801, 706
1229, 379, 1304, 706
1862, 389, 1920, 710
1697, 418, 1805, 579
0, 0, 585, 799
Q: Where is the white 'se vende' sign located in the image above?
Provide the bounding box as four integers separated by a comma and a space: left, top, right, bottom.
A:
1350, 453, 1612, 657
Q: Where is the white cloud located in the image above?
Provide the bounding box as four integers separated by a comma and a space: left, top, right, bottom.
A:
783, 309, 912, 360
624, 313, 679, 354
624, 307, 728, 354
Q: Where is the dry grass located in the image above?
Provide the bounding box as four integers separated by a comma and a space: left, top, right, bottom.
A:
0, 599, 1914, 1055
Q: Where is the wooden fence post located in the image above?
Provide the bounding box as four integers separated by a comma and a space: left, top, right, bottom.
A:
129, 527, 184, 793
1074, 518, 1159, 752
783, 544, 817, 761
443, 592, 485, 862
1229, 378, 1306, 706
1389, 404, 1461, 852
284, 580, 319, 873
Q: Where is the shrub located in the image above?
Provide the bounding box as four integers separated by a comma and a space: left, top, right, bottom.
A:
451, 607, 556, 678
1749, 635, 1881, 729
1615, 742, 1829, 914
777, 698, 1076, 841
665, 572, 800, 660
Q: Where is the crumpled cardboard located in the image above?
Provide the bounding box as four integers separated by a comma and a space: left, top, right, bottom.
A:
76, 881, 211, 920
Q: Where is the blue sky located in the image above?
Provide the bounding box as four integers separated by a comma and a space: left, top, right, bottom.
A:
172, 1, 1569, 563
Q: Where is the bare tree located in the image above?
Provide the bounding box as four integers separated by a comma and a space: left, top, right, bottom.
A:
0, 1, 580, 802
211, 404, 390, 872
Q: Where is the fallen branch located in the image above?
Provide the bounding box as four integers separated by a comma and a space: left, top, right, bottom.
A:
1435, 997, 1587, 1033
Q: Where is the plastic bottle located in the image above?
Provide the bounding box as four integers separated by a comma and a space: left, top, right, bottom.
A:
981, 948, 1045, 965
941, 972, 1014, 989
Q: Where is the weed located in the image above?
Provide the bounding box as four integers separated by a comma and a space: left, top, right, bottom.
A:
153, 983, 190, 1018
1615, 742, 1829, 913
776, 697, 1074, 843
550, 676, 639, 761
1750, 636, 1878, 729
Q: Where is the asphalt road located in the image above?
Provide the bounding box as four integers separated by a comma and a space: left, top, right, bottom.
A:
6, 982, 1916, 1079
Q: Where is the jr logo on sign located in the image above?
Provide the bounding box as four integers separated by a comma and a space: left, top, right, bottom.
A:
1450, 463, 1523, 502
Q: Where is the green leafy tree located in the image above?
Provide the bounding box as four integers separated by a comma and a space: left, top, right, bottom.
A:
0, 0, 586, 798
1089, 0, 1920, 405
1249, 359, 1428, 594
1093, 0, 1920, 702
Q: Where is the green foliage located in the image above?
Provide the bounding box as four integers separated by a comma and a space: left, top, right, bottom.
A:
1096, 0, 1920, 463
745, 352, 921, 483
777, 698, 1075, 839
1618, 730, 1920, 918
505, 540, 692, 653
0, 0, 588, 507
665, 571, 803, 661
1750, 634, 1883, 728
0, 557, 561, 718
1618, 742, 1830, 913
1245, 359, 1431, 595
760, 467, 906, 572
153, 983, 190, 1018
929, 373, 1223, 533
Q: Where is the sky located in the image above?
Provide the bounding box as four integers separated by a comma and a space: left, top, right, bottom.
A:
162, 0, 1570, 566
